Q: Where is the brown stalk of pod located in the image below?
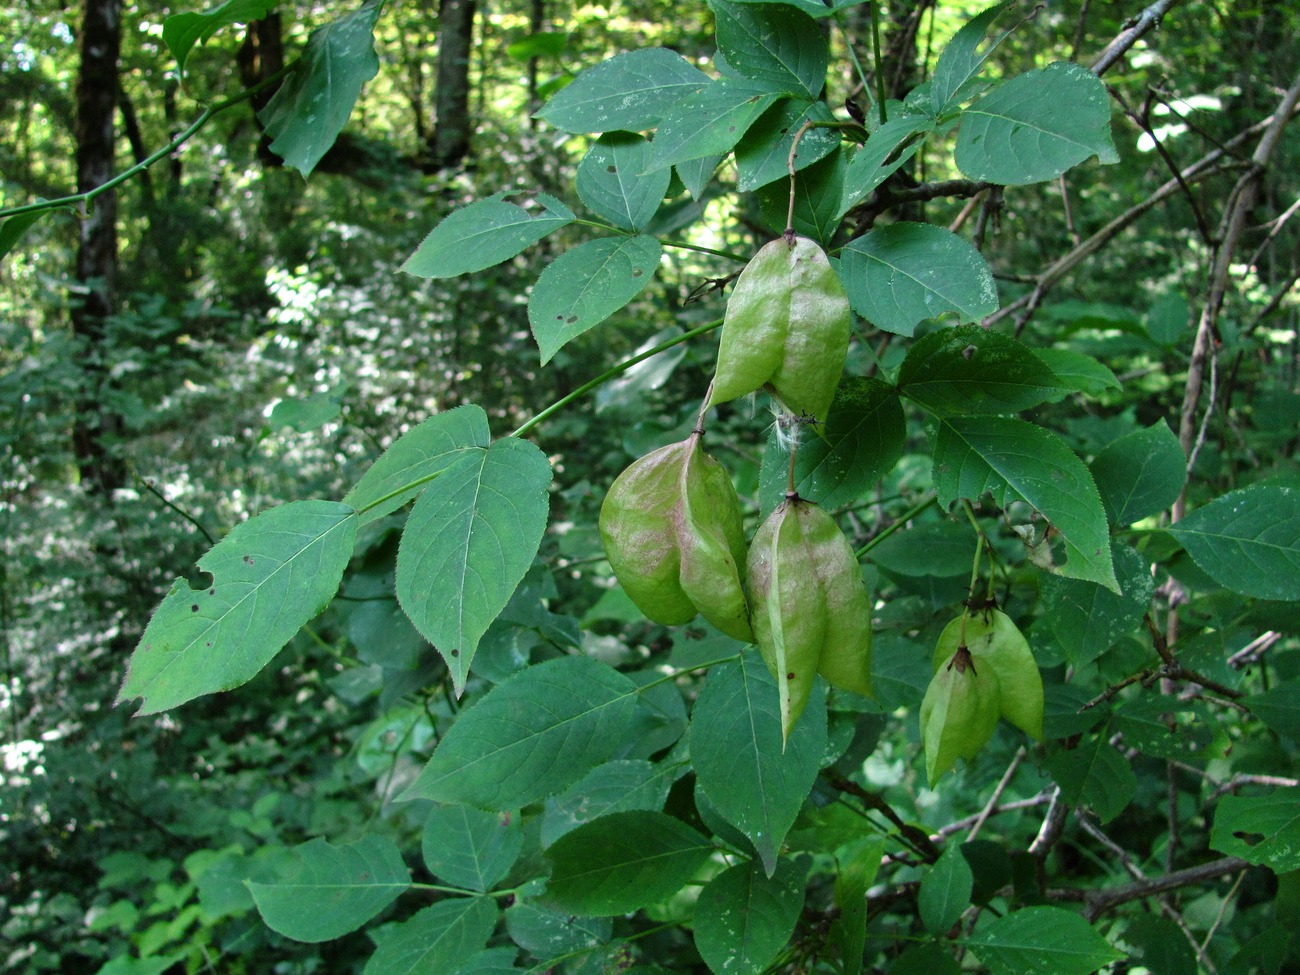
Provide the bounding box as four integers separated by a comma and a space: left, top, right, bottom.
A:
747, 496, 873, 742
706, 235, 850, 425
599, 431, 753, 642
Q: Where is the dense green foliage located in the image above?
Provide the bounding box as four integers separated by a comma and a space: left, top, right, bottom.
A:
4, 1, 1300, 974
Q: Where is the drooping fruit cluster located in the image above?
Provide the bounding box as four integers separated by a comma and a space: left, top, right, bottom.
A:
600, 234, 872, 740
921, 609, 1043, 786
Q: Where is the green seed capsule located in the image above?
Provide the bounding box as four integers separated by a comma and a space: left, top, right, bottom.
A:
708, 236, 850, 425
748, 497, 873, 742
599, 433, 753, 642
933, 609, 1042, 740
920, 646, 1001, 788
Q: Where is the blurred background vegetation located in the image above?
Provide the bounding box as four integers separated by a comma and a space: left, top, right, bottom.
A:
2, 0, 1298, 972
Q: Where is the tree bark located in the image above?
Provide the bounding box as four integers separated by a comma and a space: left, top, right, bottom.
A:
428, 0, 476, 170
72, 0, 125, 497
237, 13, 285, 166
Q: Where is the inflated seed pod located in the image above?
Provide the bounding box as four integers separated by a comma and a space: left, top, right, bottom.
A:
920, 646, 1001, 788
707, 235, 850, 425
933, 610, 1042, 740
599, 432, 753, 642
748, 497, 873, 742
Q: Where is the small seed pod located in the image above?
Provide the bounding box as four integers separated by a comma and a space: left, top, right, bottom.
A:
920, 646, 1001, 788
708, 235, 850, 425
933, 609, 1042, 740
599, 432, 753, 642
748, 497, 873, 742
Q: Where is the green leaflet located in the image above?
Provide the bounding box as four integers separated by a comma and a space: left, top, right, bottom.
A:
402, 193, 575, 279
710, 0, 828, 99
898, 324, 1063, 413
363, 898, 498, 975
1089, 422, 1186, 527
395, 436, 552, 692
708, 235, 850, 424
967, 906, 1124, 975
694, 858, 805, 975
1167, 485, 1300, 600
399, 655, 640, 810
537, 48, 709, 133
735, 99, 839, 192
955, 60, 1118, 186
119, 500, 358, 715
257, 1, 381, 177
1046, 728, 1136, 823
543, 811, 713, 916
163, 0, 278, 73
757, 376, 906, 513
841, 227, 999, 337
528, 234, 662, 364
932, 415, 1118, 591
576, 134, 670, 231
918, 845, 974, 935
248, 836, 410, 943
1211, 788, 1300, 873
421, 805, 522, 893
342, 404, 491, 524
644, 78, 782, 174
690, 654, 826, 876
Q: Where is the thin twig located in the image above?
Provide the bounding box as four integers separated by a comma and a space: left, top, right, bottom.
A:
967, 747, 1026, 841
1080, 856, 1251, 922
1090, 0, 1182, 76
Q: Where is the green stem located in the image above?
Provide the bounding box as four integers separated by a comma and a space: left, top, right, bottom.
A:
0, 65, 295, 221
870, 0, 889, 124
636, 652, 743, 693
661, 238, 750, 263
855, 493, 938, 559
349, 320, 723, 518
509, 318, 723, 440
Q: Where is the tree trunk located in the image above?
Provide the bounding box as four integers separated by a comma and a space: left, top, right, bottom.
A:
428, 0, 476, 170
72, 0, 125, 497
237, 13, 285, 166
